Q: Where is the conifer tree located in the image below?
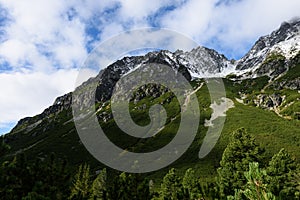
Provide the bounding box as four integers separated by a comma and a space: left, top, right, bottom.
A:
108, 172, 151, 200
159, 168, 184, 200
243, 162, 276, 200
227, 163, 276, 200
69, 164, 91, 199
182, 168, 202, 199
217, 128, 263, 197
266, 148, 300, 199
0, 153, 70, 199
90, 168, 107, 199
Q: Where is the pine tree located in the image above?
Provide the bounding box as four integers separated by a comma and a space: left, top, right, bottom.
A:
217, 128, 263, 197
69, 164, 91, 199
242, 162, 276, 200
109, 172, 134, 200
0, 153, 70, 199
108, 172, 151, 200
200, 181, 220, 199
182, 168, 202, 199
266, 148, 300, 199
137, 178, 151, 200
31, 155, 70, 199
159, 168, 184, 200
227, 163, 276, 200
90, 168, 107, 199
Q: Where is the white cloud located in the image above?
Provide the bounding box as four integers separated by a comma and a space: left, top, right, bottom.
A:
0, 69, 79, 125
208, 0, 300, 51
161, 0, 215, 39
73, 0, 118, 20
0, 0, 89, 71
0, 0, 126, 134
0, 39, 53, 71
1, 0, 299, 71
119, 0, 170, 20
100, 23, 125, 41
160, 0, 300, 58
0, 0, 299, 134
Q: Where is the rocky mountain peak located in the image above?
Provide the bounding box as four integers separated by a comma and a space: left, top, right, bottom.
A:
262, 20, 300, 48
175, 46, 235, 77
236, 19, 300, 72
9, 20, 300, 134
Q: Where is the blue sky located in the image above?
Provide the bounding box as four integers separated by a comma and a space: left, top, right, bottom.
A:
0, 0, 299, 135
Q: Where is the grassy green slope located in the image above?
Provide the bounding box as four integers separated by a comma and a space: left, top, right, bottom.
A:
145, 99, 300, 185
2, 75, 300, 186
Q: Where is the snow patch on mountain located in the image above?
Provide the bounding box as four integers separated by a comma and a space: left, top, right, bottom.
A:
270, 34, 300, 59
234, 20, 300, 78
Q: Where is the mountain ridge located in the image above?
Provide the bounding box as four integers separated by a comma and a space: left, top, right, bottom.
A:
8, 19, 300, 135
1, 21, 300, 189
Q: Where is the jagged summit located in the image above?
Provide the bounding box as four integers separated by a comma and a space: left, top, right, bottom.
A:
9, 20, 300, 133
99, 19, 300, 80
174, 46, 235, 78
236, 19, 300, 74
72, 19, 300, 89
122, 46, 234, 78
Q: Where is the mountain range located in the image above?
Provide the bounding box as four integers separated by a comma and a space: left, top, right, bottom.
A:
2, 20, 300, 178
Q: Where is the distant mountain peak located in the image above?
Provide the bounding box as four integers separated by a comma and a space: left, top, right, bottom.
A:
9, 20, 300, 134
235, 19, 300, 77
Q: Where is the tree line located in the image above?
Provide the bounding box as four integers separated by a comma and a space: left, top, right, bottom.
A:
0, 128, 299, 199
